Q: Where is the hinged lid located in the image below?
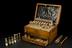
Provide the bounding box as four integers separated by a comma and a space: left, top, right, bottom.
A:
34, 3, 62, 25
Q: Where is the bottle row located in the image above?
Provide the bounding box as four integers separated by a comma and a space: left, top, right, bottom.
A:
4, 32, 21, 47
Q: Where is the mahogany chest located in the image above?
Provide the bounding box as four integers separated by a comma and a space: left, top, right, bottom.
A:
22, 3, 62, 46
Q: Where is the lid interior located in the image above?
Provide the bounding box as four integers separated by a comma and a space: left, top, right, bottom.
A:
34, 3, 61, 25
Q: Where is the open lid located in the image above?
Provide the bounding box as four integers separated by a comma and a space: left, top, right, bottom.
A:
34, 3, 62, 25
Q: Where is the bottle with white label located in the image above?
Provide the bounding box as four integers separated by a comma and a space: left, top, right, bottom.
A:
5, 38, 8, 47
14, 34, 17, 43
8, 37, 11, 45
11, 36, 14, 44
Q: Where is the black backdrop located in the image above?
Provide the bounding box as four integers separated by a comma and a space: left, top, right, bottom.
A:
0, 0, 71, 38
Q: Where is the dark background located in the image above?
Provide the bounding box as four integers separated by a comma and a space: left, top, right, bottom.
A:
0, 0, 70, 38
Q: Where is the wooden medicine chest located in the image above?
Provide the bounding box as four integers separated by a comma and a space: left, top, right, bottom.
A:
22, 3, 62, 46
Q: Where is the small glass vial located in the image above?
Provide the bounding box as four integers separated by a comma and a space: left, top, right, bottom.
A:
5, 38, 8, 47
49, 21, 53, 26
8, 37, 11, 45
33, 21, 35, 24
24, 34, 27, 38
11, 36, 14, 44
29, 21, 33, 24
14, 34, 17, 43
18, 33, 21, 40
